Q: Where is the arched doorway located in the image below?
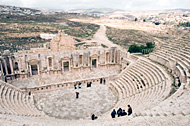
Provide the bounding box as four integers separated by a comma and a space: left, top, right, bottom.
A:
31, 64, 38, 75
91, 54, 98, 69
92, 59, 97, 68
63, 61, 69, 72
29, 59, 39, 75
61, 57, 70, 72
14, 62, 19, 70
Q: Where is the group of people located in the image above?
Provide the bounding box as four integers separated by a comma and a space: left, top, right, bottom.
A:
74, 81, 94, 99
91, 114, 98, 120
74, 78, 107, 90
87, 82, 92, 87
111, 105, 132, 118
100, 78, 106, 84
91, 105, 132, 120
74, 82, 82, 89
74, 81, 93, 89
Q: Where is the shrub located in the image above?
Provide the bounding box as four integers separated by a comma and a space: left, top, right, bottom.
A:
128, 42, 155, 54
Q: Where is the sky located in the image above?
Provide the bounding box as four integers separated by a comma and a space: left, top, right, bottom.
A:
0, 0, 190, 11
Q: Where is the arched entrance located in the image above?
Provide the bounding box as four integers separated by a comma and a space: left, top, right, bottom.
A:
29, 59, 39, 75
14, 62, 19, 70
61, 57, 70, 72
92, 59, 97, 68
31, 64, 38, 75
91, 54, 98, 69
63, 61, 69, 72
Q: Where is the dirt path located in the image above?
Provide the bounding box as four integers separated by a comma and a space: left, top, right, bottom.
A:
83, 25, 125, 51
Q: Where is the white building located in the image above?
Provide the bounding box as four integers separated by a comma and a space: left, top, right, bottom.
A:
40, 33, 56, 40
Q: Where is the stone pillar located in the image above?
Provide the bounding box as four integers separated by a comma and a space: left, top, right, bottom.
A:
117, 50, 121, 64
37, 64, 40, 75
29, 65, 32, 76
26, 62, 29, 73
0, 61, 3, 74
8, 56, 14, 74
114, 50, 117, 64
3, 59, 8, 75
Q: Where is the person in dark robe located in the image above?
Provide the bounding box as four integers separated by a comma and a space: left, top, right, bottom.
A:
117, 108, 122, 117
76, 92, 79, 99
103, 79, 106, 84
121, 110, 127, 116
100, 78, 103, 84
111, 109, 116, 118
74, 84, 77, 89
91, 114, 98, 120
127, 105, 132, 116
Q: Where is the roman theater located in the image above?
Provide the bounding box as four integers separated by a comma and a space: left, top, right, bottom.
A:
0, 24, 190, 126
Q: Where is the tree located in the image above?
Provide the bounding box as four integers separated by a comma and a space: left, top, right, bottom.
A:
146, 42, 155, 48
128, 44, 141, 53
128, 42, 155, 54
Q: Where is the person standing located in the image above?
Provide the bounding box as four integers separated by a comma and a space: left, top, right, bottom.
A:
76, 92, 79, 99
74, 84, 77, 89
100, 78, 103, 84
127, 105, 132, 116
103, 79, 106, 84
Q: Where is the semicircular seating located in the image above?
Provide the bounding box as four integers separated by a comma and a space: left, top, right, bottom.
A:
0, 80, 44, 117
149, 38, 190, 88
0, 35, 190, 125
106, 57, 173, 117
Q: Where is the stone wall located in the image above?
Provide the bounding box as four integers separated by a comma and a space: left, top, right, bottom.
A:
0, 48, 128, 82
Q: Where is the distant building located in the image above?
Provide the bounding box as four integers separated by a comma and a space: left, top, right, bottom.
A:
40, 33, 56, 40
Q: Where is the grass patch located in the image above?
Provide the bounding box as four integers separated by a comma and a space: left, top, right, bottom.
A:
106, 26, 153, 49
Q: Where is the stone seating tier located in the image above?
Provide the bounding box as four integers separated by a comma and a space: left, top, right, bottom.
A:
0, 81, 44, 117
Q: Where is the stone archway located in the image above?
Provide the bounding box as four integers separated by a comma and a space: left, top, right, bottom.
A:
63, 61, 69, 72
61, 57, 70, 72
14, 62, 19, 71
29, 59, 39, 76
92, 59, 97, 68
31, 64, 38, 75
91, 54, 98, 69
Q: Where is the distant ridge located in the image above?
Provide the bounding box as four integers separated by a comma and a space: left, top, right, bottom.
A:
0, 5, 40, 12
67, 8, 125, 14
165, 8, 190, 12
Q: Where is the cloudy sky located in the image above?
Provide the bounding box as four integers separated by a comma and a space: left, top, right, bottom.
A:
0, 0, 190, 11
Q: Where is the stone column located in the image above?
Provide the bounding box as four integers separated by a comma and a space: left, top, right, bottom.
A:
26, 62, 29, 73
118, 51, 121, 64
37, 64, 40, 75
114, 50, 117, 64
3, 59, 8, 75
0, 61, 3, 74
8, 56, 14, 74
29, 65, 32, 76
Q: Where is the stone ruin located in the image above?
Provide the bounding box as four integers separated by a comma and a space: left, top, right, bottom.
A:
0, 31, 190, 126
